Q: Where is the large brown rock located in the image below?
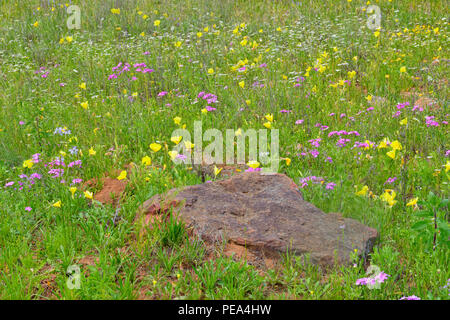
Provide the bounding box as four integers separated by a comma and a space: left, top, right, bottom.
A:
136, 172, 378, 267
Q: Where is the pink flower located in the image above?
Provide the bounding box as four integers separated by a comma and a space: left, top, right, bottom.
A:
295, 119, 304, 125
25, 207, 32, 212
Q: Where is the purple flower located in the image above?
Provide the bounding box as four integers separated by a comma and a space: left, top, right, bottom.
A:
400, 295, 421, 300
295, 119, 304, 125
326, 182, 336, 190
25, 207, 32, 212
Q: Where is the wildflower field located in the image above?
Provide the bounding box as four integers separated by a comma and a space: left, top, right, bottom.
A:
0, 0, 448, 300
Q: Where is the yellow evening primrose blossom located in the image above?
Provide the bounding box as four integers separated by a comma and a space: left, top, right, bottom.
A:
80, 101, 89, 109
207, 68, 214, 74
79, 82, 86, 90
263, 121, 272, 129
173, 116, 182, 125
197, 32, 203, 38
117, 171, 127, 180
33, 21, 39, 27
400, 118, 408, 125
366, 95, 373, 102
247, 160, 260, 169
238, 81, 245, 88
377, 138, 390, 149
23, 159, 33, 169
348, 70, 356, 79
285, 158, 291, 166
265, 114, 273, 122
406, 197, 418, 207
141, 156, 152, 166
386, 149, 396, 159
201, 108, 207, 114
235, 128, 242, 136
390, 140, 402, 151
171, 136, 182, 144
154, 20, 160, 26
111, 8, 120, 14
213, 165, 222, 176
380, 190, 397, 207
89, 147, 96, 156
355, 185, 369, 196
149, 143, 162, 152
52, 201, 62, 208
66, 36, 73, 43
168, 150, 178, 160
174, 41, 182, 47
69, 187, 77, 198
84, 191, 93, 199
400, 66, 407, 73
445, 161, 450, 172
184, 141, 194, 150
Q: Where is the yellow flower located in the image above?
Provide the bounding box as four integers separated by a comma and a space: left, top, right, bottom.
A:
391, 140, 402, 151
140, 32, 145, 37
52, 201, 61, 208
89, 147, 96, 156
378, 138, 390, 149
380, 190, 397, 207
263, 121, 272, 129
111, 8, 120, 14
374, 30, 380, 37
33, 21, 39, 27
265, 114, 273, 122
184, 141, 194, 150
400, 66, 407, 73
406, 197, 418, 207
366, 95, 373, 102
386, 149, 396, 159
59, 38, 65, 44
117, 170, 127, 180
355, 185, 369, 196
238, 81, 245, 88
80, 101, 89, 109
154, 20, 160, 26
168, 150, 178, 160
66, 36, 73, 43
445, 161, 450, 172
84, 191, 93, 199
247, 160, 260, 169
197, 32, 203, 38
285, 158, 291, 166
69, 187, 77, 198
235, 128, 242, 136
79, 82, 86, 90
400, 118, 407, 125
141, 156, 152, 166
171, 136, 182, 144
150, 143, 162, 152
213, 165, 222, 176
23, 159, 33, 169
173, 116, 182, 125
174, 41, 182, 47
207, 68, 214, 74
245, 100, 251, 106
348, 70, 356, 79
201, 108, 207, 114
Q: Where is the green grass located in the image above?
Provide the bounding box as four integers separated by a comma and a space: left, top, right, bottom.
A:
0, 0, 448, 300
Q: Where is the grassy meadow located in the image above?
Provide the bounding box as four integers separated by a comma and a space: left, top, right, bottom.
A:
0, 0, 448, 300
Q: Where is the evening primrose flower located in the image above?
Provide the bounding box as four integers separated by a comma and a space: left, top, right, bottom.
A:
247, 160, 260, 169
173, 117, 182, 125
168, 150, 178, 160
141, 156, 152, 166
154, 20, 160, 26
213, 165, 222, 176
80, 101, 89, 109
84, 191, 93, 199
400, 118, 408, 125
386, 149, 396, 159
355, 185, 369, 196
150, 143, 162, 152
238, 81, 245, 88
400, 66, 407, 73
79, 82, 86, 90
171, 136, 182, 144
391, 140, 402, 151
23, 159, 34, 169
264, 114, 273, 122
89, 147, 96, 156
33, 21, 39, 27
263, 121, 272, 129
207, 68, 214, 74
117, 171, 127, 180
380, 190, 397, 207
406, 197, 418, 207
111, 8, 120, 14
69, 187, 77, 198
52, 201, 62, 208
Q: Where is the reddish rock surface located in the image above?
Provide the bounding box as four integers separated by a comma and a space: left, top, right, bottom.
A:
136, 172, 378, 267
